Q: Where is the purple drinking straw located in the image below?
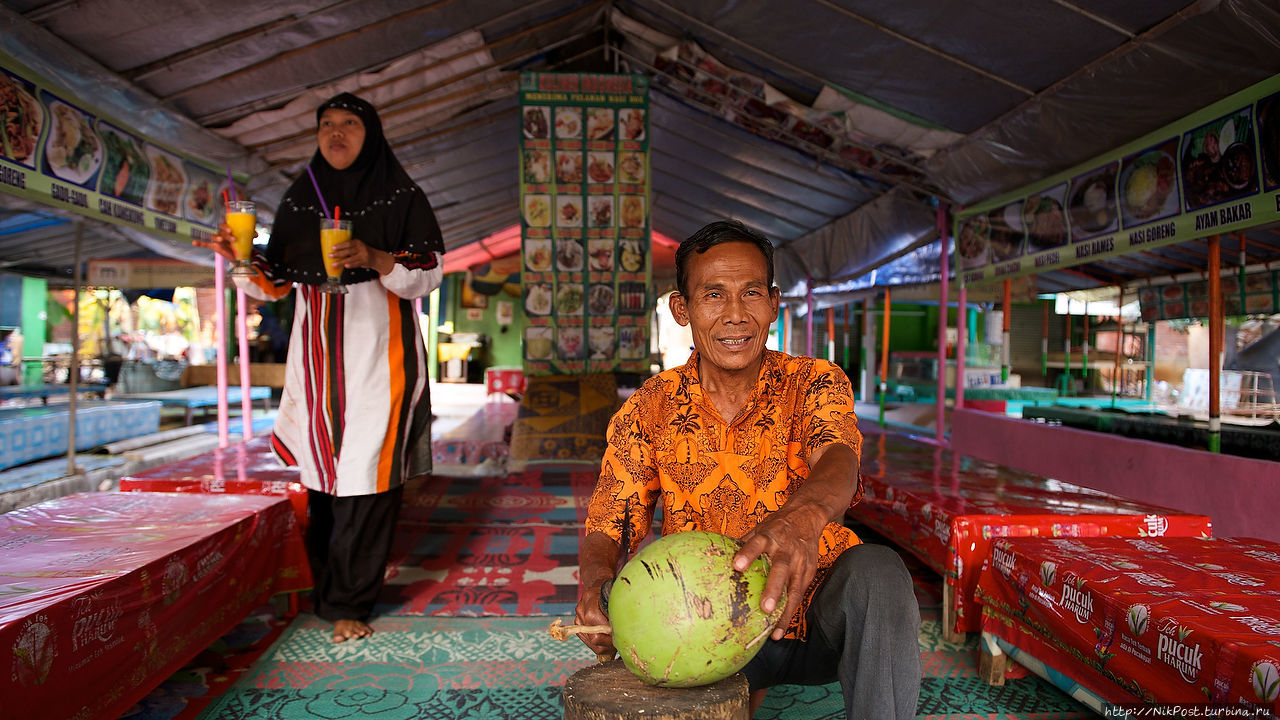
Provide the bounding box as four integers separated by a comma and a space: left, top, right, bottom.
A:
305, 166, 331, 219
225, 167, 237, 202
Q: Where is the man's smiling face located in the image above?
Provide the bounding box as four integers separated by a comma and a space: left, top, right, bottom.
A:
670, 241, 780, 376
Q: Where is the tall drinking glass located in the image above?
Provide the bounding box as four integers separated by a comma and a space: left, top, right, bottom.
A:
319, 218, 351, 294
224, 200, 257, 276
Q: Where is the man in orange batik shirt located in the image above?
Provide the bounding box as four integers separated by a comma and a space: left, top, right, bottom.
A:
575, 220, 921, 719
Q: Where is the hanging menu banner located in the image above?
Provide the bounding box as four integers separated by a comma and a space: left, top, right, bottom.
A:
1137, 269, 1280, 321
518, 72, 651, 376
0, 51, 244, 245
955, 72, 1280, 285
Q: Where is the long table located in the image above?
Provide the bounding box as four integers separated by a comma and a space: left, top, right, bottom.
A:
1021, 404, 1280, 461
0, 492, 310, 720
852, 432, 1212, 640
119, 435, 307, 531
119, 385, 273, 425
0, 400, 161, 470
975, 536, 1280, 712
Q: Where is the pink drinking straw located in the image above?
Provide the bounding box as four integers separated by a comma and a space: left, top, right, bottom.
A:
226, 168, 237, 202
305, 166, 331, 219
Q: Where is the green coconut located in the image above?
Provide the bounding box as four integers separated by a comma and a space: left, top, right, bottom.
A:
608, 530, 784, 687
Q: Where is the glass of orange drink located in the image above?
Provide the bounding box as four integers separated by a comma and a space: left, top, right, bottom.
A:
319, 218, 351, 294
224, 200, 257, 276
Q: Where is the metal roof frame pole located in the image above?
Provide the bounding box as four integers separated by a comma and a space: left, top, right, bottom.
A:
66, 221, 82, 477
1208, 234, 1222, 454
936, 204, 949, 446
861, 299, 874, 403
1041, 300, 1050, 379
878, 287, 891, 427
1082, 302, 1090, 386
215, 255, 229, 448
237, 289, 253, 442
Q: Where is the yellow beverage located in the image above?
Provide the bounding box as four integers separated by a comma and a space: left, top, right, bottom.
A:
225, 212, 256, 260
320, 226, 350, 279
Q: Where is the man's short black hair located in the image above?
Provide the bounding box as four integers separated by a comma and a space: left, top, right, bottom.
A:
675, 220, 775, 298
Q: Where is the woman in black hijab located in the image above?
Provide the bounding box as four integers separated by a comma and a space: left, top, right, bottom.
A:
198, 92, 444, 643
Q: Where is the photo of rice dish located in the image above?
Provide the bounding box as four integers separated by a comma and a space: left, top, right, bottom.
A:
0, 74, 42, 165
620, 195, 645, 228
588, 196, 613, 228
617, 152, 645, 184
586, 108, 614, 140
556, 151, 583, 184
145, 147, 186, 216
556, 196, 582, 227
555, 108, 582, 139
525, 239, 552, 272
45, 100, 101, 185
524, 282, 552, 315
185, 176, 216, 224
524, 194, 551, 227
523, 149, 550, 184
588, 238, 614, 270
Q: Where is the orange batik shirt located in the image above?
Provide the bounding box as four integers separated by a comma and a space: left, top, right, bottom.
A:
586, 349, 864, 639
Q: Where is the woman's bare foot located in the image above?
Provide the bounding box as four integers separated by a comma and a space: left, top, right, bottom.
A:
332, 619, 373, 643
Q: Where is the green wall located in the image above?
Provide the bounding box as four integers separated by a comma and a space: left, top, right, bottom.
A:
444, 273, 529, 369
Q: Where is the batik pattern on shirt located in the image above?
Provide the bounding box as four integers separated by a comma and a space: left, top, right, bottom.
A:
586, 349, 863, 639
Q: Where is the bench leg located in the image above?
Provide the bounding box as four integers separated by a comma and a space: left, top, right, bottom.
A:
941, 583, 967, 644
978, 631, 1007, 686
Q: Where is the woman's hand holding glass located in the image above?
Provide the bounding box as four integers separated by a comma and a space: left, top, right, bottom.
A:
193, 222, 257, 265
329, 236, 396, 275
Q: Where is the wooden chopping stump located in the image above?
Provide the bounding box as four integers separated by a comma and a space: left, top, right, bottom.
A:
562, 659, 749, 720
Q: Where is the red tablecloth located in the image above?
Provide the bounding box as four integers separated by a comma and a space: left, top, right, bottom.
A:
976, 536, 1280, 711
852, 433, 1212, 634
119, 436, 308, 531
0, 491, 311, 720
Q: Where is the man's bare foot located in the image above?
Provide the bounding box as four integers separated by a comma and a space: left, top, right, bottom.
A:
332, 619, 373, 643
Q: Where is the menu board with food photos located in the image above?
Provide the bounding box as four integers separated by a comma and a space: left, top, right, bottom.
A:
519, 72, 651, 376
0, 52, 245, 245
1137, 269, 1279, 321
955, 72, 1280, 285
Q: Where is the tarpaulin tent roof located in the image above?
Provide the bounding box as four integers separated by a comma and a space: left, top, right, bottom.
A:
4, 0, 1280, 298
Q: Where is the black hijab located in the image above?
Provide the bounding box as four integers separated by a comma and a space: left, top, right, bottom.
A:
266, 93, 444, 285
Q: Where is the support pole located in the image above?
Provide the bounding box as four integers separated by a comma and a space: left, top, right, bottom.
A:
805, 278, 814, 357
67, 222, 83, 476
1064, 309, 1072, 396
936, 204, 950, 445
1082, 302, 1090, 391
1001, 279, 1011, 383
214, 256, 229, 448
1146, 322, 1155, 403
861, 299, 874, 401
1041, 300, 1049, 379
826, 307, 835, 362
1112, 286, 1124, 409
1209, 234, 1222, 453
956, 286, 967, 410
236, 290, 253, 441
782, 305, 790, 354
878, 288, 891, 426
843, 302, 851, 369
